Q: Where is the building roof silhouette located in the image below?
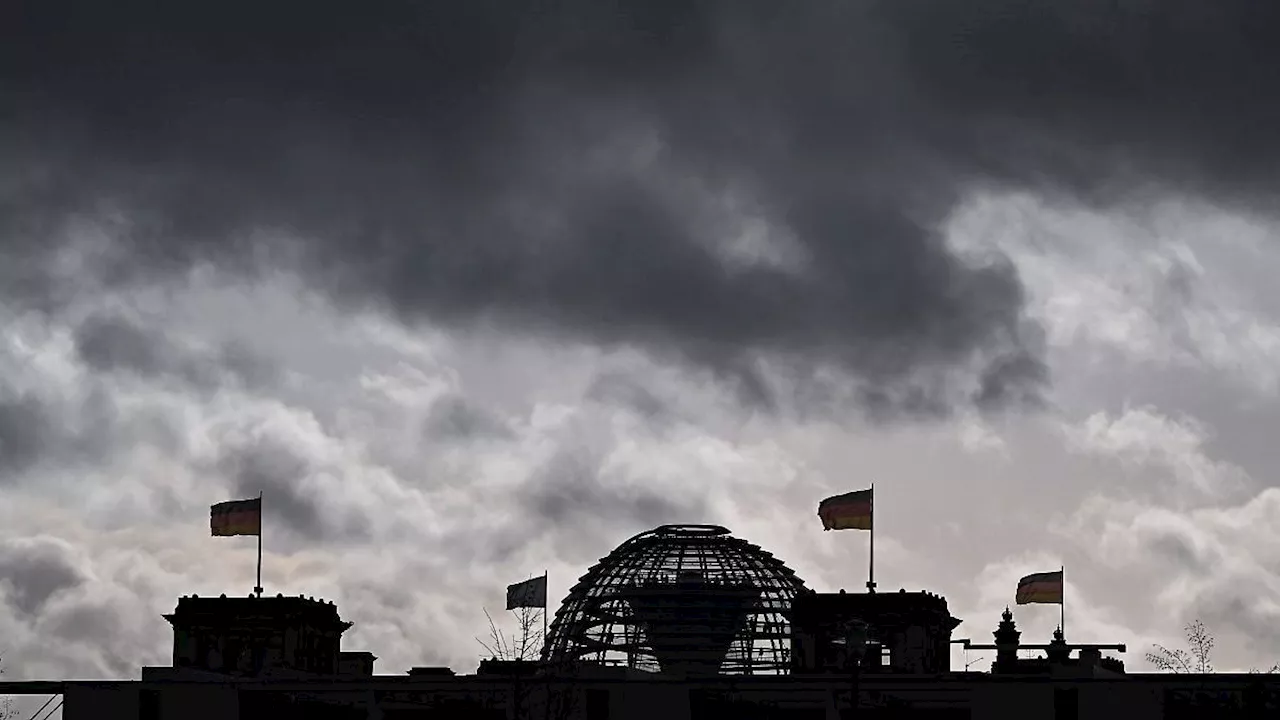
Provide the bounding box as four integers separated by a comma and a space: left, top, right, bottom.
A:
5, 522, 1279, 719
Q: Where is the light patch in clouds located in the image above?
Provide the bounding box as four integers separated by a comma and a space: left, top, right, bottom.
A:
955, 412, 1010, 457
947, 193, 1280, 394
1061, 406, 1250, 497
1059, 490, 1280, 669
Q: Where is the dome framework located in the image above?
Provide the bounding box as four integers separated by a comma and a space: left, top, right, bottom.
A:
541, 524, 809, 676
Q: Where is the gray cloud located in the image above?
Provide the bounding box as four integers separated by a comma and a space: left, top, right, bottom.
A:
1188, 584, 1280, 663
1146, 531, 1214, 577
0, 375, 153, 488
525, 451, 684, 527
44, 602, 128, 669
586, 371, 675, 424
73, 313, 167, 377
0, 538, 86, 616
7, 0, 1193, 418
0, 393, 50, 478
883, 1, 1280, 207
73, 312, 278, 391
7, 4, 1277, 422
0, 310, 284, 491
218, 437, 371, 544
423, 395, 514, 442
511, 446, 710, 564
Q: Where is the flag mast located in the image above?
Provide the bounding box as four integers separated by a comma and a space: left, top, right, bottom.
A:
1060, 564, 1065, 639
255, 491, 264, 599
866, 483, 876, 592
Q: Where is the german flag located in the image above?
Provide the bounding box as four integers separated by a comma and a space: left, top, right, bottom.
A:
817, 488, 873, 531
211, 497, 262, 537
1015, 570, 1063, 605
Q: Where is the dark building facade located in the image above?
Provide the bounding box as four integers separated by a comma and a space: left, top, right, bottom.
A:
164, 593, 359, 677
790, 589, 962, 675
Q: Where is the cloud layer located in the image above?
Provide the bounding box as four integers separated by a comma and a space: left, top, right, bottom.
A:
8, 1, 1280, 416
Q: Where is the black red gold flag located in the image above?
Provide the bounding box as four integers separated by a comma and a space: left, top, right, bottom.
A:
211, 498, 262, 537
818, 488, 873, 531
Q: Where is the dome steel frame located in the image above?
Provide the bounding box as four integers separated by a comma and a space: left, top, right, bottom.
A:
541, 524, 808, 675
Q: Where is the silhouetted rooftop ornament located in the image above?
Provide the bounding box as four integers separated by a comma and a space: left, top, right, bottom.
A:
1047, 626, 1070, 663
542, 524, 808, 676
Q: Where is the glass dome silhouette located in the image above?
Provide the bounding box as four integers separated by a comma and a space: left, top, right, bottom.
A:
541, 524, 809, 676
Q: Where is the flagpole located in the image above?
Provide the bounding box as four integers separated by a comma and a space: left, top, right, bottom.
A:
1060, 564, 1065, 639
255, 491, 264, 599
866, 483, 876, 593
543, 570, 549, 641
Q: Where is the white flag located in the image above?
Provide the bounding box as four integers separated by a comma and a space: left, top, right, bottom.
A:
506, 575, 547, 610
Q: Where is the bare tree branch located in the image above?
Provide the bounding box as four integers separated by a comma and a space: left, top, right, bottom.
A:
476, 607, 511, 660
1186, 619, 1214, 673
1147, 619, 1214, 673
474, 606, 555, 720
513, 606, 545, 662
475, 606, 546, 662
1146, 644, 1195, 673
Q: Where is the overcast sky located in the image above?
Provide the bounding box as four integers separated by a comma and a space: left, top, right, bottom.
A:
4, 1, 1280, 696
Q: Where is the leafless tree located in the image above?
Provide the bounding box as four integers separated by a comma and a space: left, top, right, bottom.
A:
1148, 619, 1280, 674
476, 606, 545, 662
1147, 619, 1215, 673
475, 607, 551, 720
472, 608, 588, 720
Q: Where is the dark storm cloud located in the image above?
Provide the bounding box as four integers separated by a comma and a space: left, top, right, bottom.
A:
881, 1, 1280, 206
44, 602, 119, 651
512, 447, 708, 563
0, 538, 86, 616
0, 375, 167, 485
0, 393, 50, 477
1141, 526, 1217, 577
423, 395, 514, 442
219, 439, 371, 543
73, 312, 278, 390
74, 313, 167, 376
7, 1, 1279, 416
585, 372, 675, 423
